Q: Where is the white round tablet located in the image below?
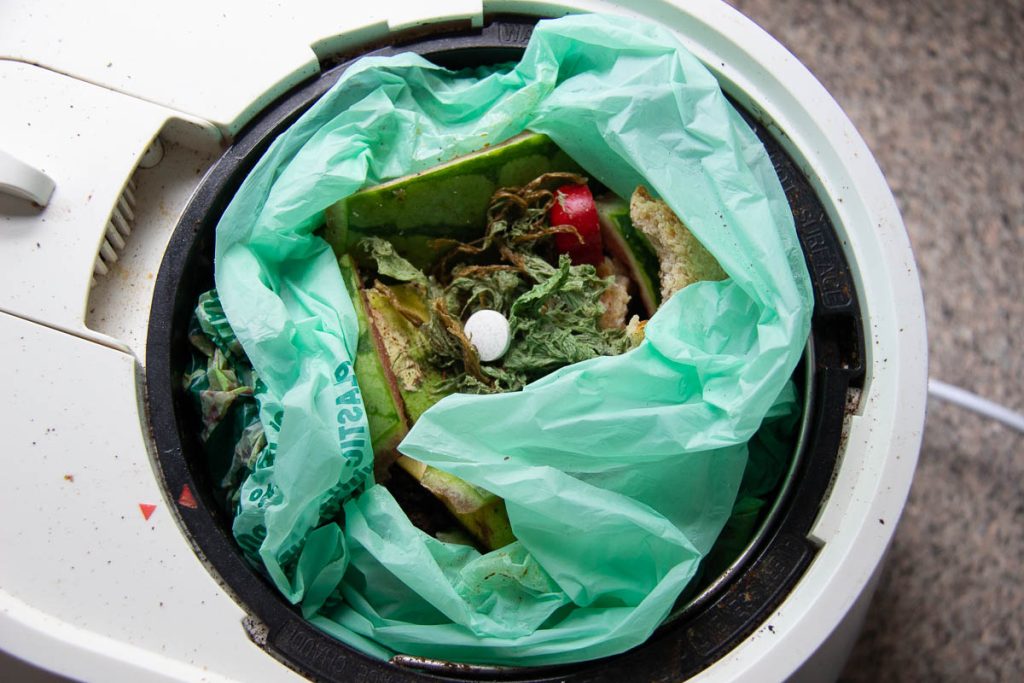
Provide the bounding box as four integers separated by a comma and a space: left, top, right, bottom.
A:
463, 309, 511, 362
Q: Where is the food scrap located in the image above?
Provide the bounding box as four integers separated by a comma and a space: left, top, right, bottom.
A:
185, 132, 726, 554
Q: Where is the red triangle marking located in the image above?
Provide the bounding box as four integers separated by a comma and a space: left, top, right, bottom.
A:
139, 503, 157, 520
178, 484, 198, 509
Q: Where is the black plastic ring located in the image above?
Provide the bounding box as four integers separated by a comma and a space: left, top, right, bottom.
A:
145, 15, 864, 682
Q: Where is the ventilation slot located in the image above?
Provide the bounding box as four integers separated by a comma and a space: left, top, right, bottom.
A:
92, 178, 137, 285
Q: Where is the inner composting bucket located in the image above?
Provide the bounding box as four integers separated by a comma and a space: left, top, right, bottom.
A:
145, 15, 864, 682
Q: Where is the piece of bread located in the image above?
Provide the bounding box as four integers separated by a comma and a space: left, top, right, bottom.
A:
629, 186, 726, 299
596, 257, 632, 330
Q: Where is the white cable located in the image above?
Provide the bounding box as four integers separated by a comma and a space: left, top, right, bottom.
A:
928, 378, 1024, 434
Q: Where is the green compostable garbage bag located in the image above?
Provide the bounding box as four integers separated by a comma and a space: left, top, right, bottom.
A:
214, 12, 813, 666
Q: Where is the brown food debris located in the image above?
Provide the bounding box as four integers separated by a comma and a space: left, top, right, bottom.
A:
629, 186, 726, 299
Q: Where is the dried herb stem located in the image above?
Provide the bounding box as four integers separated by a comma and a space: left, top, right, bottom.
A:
432, 297, 490, 386
372, 281, 426, 326
510, 224, 582, 245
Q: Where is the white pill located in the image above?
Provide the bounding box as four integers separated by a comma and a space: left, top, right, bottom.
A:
463, 309, 511, 362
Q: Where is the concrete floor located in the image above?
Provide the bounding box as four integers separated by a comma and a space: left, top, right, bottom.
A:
725, 1, 1024, 680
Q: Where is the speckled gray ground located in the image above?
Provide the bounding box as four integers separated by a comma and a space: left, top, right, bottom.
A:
724, 0, 1024, 680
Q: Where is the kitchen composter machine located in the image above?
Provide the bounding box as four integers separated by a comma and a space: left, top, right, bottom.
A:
0, 3, 926, 682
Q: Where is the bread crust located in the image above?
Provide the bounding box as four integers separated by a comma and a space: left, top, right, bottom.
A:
629, 186, 726, 299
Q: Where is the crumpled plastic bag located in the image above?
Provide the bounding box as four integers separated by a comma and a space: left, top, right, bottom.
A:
214, 12, 812, 666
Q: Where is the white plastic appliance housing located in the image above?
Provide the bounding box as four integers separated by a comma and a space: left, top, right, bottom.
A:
0, 1, 926, 681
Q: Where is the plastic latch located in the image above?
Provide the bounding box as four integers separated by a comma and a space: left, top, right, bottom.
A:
0, 149, 55, 206
387, 0, 483, 33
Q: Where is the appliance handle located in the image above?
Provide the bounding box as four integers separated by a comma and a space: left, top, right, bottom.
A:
0, 148, 55, 206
